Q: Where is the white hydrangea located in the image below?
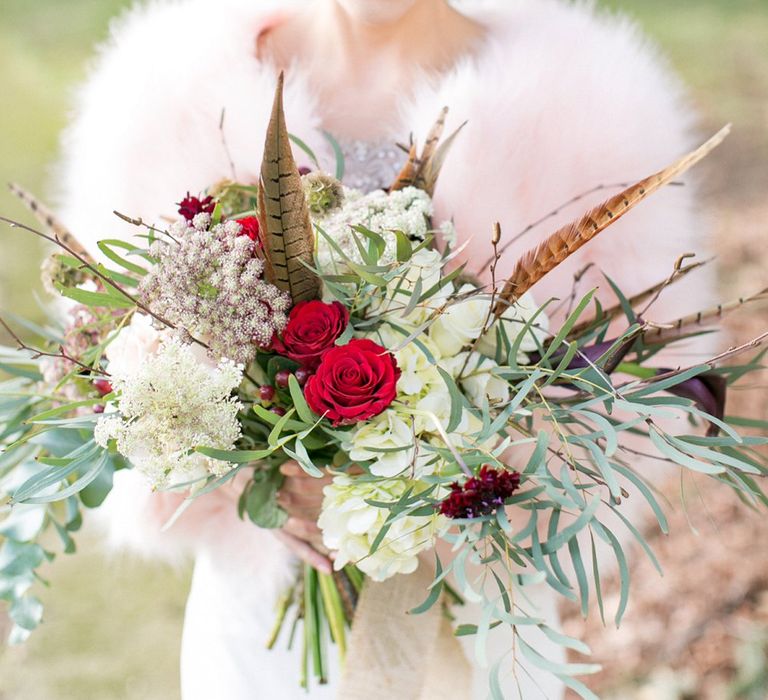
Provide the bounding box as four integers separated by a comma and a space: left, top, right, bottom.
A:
318, 474, 446, 581
343, 412, 416, 477
95, 337, 243, 489
315, 186, 432, 272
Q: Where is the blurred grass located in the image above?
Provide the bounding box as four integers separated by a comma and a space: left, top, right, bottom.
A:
0, 1, 766, 699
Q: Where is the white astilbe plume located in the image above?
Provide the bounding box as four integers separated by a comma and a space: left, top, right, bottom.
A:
95, 337, 243, 489
139, 215, 291, 363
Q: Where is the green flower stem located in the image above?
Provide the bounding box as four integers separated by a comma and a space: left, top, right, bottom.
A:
344, 564, 365, 593
318, 572, 347, 660
304, 565, 326, 684
266, 584, 295, 650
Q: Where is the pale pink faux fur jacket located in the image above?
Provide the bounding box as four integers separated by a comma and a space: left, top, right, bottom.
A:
57, 0, 714, 573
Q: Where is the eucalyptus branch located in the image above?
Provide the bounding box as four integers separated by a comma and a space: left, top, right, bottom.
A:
0, 314, 109, 377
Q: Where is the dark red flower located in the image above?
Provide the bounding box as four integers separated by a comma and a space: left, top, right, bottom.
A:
236, 216, 262, 245
439, 466, 521, 519
274, 301, 349, 369
303, 338, 400, 426
177, 192, 216, 221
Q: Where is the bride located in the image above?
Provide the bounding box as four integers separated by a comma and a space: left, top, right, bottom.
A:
57, 0, 713, 697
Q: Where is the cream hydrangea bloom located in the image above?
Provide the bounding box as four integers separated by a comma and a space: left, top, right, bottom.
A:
318, 474, 446, 581
95, 337, 243, 489
343, 412, 416, 478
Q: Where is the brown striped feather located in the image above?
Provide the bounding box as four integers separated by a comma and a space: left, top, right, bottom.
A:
259, 73, 320, 304
645, 286, 768, 344
390, 143, 419, 191
493, 125, 731, 317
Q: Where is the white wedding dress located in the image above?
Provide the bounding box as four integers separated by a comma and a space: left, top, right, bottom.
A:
58, 1, 713, 697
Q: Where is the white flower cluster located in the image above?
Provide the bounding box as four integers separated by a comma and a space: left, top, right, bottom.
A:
318, 474, 447, 582
314, 186, 432, 272
95, 336, 243, 489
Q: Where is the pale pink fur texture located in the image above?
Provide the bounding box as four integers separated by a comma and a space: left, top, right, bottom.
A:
55, 1, 716, 695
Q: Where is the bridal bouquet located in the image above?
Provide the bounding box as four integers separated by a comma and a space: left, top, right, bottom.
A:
1, 76, 767, 698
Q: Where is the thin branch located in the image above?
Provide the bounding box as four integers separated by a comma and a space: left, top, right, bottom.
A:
0, 314, 109, 377
637, 252, 698, 318
219, 108, 238, 181
0, 215, 192, 343
112, 211, 177, 243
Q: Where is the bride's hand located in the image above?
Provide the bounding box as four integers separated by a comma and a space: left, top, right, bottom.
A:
274, 460, 334, 574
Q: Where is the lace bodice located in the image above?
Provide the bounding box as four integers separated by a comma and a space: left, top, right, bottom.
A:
336, 137, 405, 193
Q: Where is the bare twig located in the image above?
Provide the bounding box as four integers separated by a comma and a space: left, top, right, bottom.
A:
0, 314, 109, 376
219, 108, 238, 181
112, 211, 176, 243
637, 252, 698, 318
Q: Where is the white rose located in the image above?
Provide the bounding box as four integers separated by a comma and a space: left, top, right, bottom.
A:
440, 352, 510, 408
344, 412, 416, 477
106, 313, 162, 378
429, 284, 491, 357
477, 291, 549, 361
371, 248, 447, 325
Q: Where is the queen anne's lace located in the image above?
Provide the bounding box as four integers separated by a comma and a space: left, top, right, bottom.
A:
95, 337, 243, 489
139, 216, 290, 364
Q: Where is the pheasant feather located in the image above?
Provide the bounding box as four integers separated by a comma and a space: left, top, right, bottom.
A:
8, 183, 94, 263
494, 126, 731, 316
260, 73, 319, 304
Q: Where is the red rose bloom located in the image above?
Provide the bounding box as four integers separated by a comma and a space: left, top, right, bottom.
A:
178, 192, 215, 221
304, 338, 400, 426
274, 301, 349, 369
236, 216, 262, 245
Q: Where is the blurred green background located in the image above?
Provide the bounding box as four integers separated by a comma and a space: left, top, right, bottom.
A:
0, 1, 766, 698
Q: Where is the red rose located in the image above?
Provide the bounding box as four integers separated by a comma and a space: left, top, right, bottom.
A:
274, 301, 349, 369
304, 338, 400, 426
236, 216, 262, 245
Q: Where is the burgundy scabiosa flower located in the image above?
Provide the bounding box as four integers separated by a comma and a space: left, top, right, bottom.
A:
177, 192, 216, 221
439, 465, 521, 519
